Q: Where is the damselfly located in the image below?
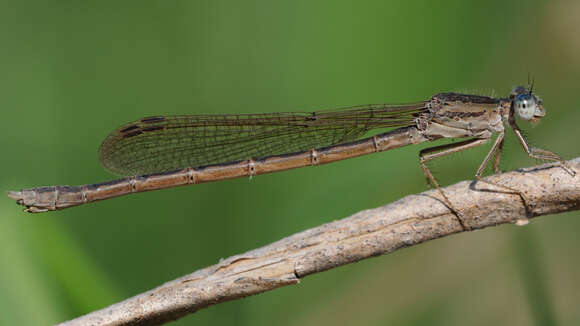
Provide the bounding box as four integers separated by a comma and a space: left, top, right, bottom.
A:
9, 86, 572, 229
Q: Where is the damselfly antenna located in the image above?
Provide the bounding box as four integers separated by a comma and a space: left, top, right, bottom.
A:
527, 73, 535, 94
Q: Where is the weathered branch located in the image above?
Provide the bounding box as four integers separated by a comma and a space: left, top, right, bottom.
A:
57, 158, 580, 326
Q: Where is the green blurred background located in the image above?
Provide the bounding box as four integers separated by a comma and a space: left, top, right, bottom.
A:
1, 1, 579, 325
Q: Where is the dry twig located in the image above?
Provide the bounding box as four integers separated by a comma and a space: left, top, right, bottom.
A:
57, 158, 580, 326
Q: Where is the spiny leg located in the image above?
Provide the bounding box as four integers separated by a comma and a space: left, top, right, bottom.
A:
509, 117, 576, 176
419, 137, 490, 231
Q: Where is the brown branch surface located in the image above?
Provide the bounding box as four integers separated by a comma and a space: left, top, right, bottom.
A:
57, 158, 580, 326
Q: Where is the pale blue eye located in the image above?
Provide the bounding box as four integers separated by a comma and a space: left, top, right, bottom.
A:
514, 94, 537, 120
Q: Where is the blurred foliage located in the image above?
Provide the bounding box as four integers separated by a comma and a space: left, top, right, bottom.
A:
1, 0, 579, 325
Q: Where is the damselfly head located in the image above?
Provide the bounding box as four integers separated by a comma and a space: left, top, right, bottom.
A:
511, 86, 545, 123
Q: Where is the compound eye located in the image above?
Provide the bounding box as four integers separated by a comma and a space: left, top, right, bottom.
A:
514, 94, 537, 120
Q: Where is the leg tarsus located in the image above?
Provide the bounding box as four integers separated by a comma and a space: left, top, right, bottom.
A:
510, 120, 575, 176
528, 147, 576, 176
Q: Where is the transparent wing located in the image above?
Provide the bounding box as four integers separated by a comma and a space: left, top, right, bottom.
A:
98, 103, 425, 175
